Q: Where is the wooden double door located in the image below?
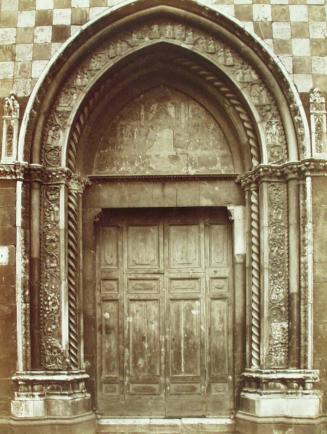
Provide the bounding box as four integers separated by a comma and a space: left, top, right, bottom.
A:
96, 208, 234, 417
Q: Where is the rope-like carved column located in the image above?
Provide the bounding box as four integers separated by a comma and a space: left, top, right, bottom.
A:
249, 185, 260, 368
174, 57, 260, 167
67, 180, 84, 369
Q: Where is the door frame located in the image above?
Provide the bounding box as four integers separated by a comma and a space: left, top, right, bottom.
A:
91, 204, 246, 418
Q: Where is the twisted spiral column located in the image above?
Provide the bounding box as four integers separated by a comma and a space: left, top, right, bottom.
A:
174, 58, 260, 167
250, 186, 260, 368
67, 187, 80, 369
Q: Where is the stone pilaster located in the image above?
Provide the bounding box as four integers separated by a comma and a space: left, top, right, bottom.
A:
10, 167, 94, 432
237, 163, 321, 421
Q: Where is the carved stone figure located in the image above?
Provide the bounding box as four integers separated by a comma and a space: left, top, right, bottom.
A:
310, 88, 327, 154
1, 92, 20, 162
4, 92, 19, 118
42, 17, 287, 168
93, 85, 234, 175
267, 183, 288, 368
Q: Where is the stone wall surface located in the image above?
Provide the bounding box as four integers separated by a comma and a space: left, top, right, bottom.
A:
313, 177, 327, 414
0, 181, 16, 417
0, 0, 327, 430
0, 0, 326, 99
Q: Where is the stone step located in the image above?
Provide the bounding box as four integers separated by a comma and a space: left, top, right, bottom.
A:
96, 418, 237, 434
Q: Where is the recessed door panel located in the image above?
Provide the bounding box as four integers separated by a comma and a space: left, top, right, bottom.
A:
101, 226, 119, 268
101, 301, 119, 377
168, 224, 201, 269
128, 299, 161, 378
127, 225, 161, 270
97, 208, 233, 417
169, 299, 201, 376
209, 298, 229, 376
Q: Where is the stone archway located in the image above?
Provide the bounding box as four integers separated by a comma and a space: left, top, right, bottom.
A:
11, 1, 321, 433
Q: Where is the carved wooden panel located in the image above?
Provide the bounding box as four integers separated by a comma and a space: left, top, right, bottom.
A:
167, 224, 201, 269
101, 301, 119, 377
209, 299, 229, 376
127, 299, 161, 379
93, 86, 234, 175
126, 225, 161, 271
101, 226, 119, 268
208, 225, 228, 268
97, 208, 233, 417
169, 299, 201, 376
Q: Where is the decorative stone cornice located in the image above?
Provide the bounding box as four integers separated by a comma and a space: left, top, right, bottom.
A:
242, 368, 320, 394
243, 368, 319, 381
0, 163, 27, 180
0, 163, 89, 188
238, 159, 327, 189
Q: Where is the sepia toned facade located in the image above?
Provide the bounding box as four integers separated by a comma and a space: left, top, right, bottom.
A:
0, 0, 327, 433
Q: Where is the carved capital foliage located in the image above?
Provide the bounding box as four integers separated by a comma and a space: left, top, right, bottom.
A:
266, 182, 289, 368
238, 159, 327, 190
0, 162, 26, 180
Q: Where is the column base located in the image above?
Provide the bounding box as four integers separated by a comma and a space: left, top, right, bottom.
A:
11, 371, 92, 419
239, 391, 321, 418
236, 412, 326, 434
237, 368, 322, 432
9, 413, 96, 434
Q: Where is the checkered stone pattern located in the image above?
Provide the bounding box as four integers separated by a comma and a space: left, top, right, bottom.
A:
0, 0, 326, 97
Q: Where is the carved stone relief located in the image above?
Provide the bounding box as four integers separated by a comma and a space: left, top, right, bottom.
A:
1, 92, 20, 163
41, 184, 68, 370
36, 16, 299, 372
93, 85, 234, 175
310, 88, 327, 154
266, 182, 288, 368
300, 181, 309, 368
43, 110, 70, 167
42, 18, 289, 169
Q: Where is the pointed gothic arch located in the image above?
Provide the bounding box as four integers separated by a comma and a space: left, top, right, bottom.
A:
12, 1, 320, 433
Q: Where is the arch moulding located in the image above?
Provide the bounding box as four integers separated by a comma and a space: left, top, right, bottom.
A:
8, 1, 323, 433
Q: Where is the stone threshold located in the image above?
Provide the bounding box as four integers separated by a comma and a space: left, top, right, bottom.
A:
96, 417, 236, 433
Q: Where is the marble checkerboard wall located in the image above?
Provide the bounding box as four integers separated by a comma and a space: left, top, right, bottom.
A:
0, 0, 326, 101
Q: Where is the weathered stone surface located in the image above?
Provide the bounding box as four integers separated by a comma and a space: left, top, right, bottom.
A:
93, 86, 234, 176
0, 0, 326, 432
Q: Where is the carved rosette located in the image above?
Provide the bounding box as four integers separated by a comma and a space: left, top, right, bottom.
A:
266, 182, 289, 368
40, 184, 68, 370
